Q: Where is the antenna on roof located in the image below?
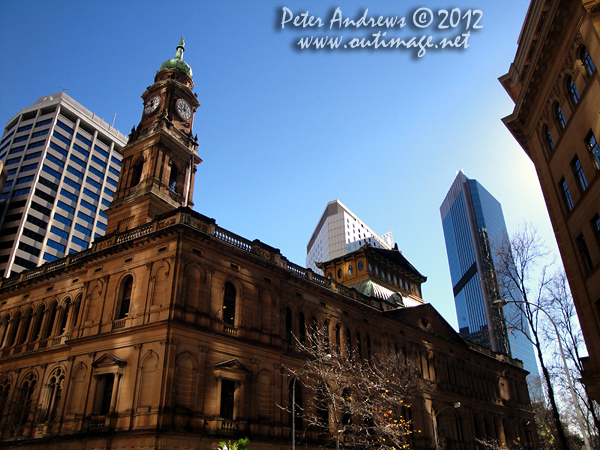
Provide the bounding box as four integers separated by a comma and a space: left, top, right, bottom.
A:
60, 86, 69, 93
112, 112, 117, 127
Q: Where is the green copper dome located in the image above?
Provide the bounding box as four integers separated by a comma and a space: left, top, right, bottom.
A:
158, 37, 193, 79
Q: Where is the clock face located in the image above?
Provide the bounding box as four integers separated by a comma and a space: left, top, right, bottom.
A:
144, 96, 160, 115
176, 98, 192, 121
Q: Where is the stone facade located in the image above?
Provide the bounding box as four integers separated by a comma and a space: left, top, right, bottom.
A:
0, 40, 537, 449
500, 0, 600, 401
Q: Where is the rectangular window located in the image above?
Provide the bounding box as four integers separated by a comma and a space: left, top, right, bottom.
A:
89, 166, 104, 179
6, 157, 21, 166
42, 164, 62, 179
50, 225, 69, 240
96, 222, 107, 231
592, 214, 600, 248
70, 154, 87, 169
35, 188, 56, 204
7, 168, 18, 176
571, 156, 588, 192
27, 140, 46, 149
101, 198, 111, 207
35, 118, 52, 128
13, 187, 31, 197
108, 166, 120, 177
13, 135, 28, 143
46, 239, 66, 253
94, 233, 102, 239
74, 223, 92, 236
106, 177, 118, 187
3, 180, 13, 188
16, 175, 34, 185
76, 133, 92, 147
104, 187, 114, 198
78, 211, 94, 224
46, 153, 64, 168
57, 200, 75, 215
63, 177, 81, 191
576, 233, 593, 273
56, 120, 73, 134
53, 213, 72, 227
86, 176, 102, 190
21, 163, 38, 172
23, 227, 45, 243
66, 165, 84, 179
586, 131, 600, 171
99, 210, 108, 219
43, 252, 59, 262
60, 188, 79, 202
49, 141, 67, 157
72, 143, 89, 158
91, 155, 106, 168
24, 151, 42, 161
32, 129, 49, 138
71, 235, 88, 248
83, 188, 99, 201
18, 241, 41, 257
9, 146, 25, 155
27, 213, 47, 229
0, 131, 14, 145
94, 145, 109, 158
38, 176, 58, 192
30, 201, 51, 216
111, 156, 122, 167
80, 199, 97, 213
17, 124, 33, 133
14, 256, 37, 270
53, 131, 71, 146
559, 178, 574, 211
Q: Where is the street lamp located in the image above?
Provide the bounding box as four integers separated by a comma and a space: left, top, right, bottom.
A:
494, 299, 592, 450
291, 354, 331, 450
432, 402, 460, 450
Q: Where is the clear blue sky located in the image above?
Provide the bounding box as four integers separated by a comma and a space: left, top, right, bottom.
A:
0, 1, 559, 331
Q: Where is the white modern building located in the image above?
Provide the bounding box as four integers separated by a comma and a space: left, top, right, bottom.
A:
0, 93, 127, 278
306, 199, 393, 274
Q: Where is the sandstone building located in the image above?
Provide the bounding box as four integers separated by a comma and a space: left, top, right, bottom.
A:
500, 0, 600, 401
0, 40, 536, 449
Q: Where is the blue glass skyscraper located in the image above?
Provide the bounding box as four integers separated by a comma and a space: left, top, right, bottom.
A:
440, 172, 540, 386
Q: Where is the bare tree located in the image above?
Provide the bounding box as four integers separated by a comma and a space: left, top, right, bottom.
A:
286, 324, 426, 450
492, 224, 571, 450
546, 272, 600, 445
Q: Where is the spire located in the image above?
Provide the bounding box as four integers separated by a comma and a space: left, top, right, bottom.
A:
158, 37, 193, 79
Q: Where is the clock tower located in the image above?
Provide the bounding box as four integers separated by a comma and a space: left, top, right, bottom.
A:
105, 38, 202, 234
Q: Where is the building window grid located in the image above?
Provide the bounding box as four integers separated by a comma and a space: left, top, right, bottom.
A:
566, 76, 579, 105
555, 103, 567, 130
559, 178, 574, 211
585, 132, 600, 171
581, 47, 596, 77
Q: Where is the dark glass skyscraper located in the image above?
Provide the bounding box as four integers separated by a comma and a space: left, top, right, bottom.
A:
440, 172, 540, 385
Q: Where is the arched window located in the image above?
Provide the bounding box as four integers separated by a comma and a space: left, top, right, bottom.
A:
169, 164, 179, 192
130, 157, 144, 187
566, 75, 579, 105
581, 46, 596, 77
323, 319, 330, 352
16, 373, 37, 425
335, 323, 341, 353
554, 102, 566, 130
544, 125, 555, 152
356, 332, 362, 359
116, 276, 133, 320
44, 368, 65, 422
7, 311, 21, 347
30, 305, 45, 342
346, 329, 352, 355
0, 315, 9, 347
42, 303, 58, 340
0, 377, 10, 423
223, 282, 236, 326
285, 307, 292, 343
16, 309, 32, 345
311, 317, 318, 347
58, 299, 71, 335
298, 312, 306, 345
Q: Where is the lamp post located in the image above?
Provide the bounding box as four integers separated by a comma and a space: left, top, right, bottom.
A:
432, 402, 460, 450
494, 299, 592, 450
291, 354, 331, 450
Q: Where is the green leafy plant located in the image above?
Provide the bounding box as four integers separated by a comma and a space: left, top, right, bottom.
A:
215, 437, 249, 450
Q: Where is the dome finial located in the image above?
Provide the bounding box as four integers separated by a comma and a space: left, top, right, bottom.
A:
175, 36, 185, 61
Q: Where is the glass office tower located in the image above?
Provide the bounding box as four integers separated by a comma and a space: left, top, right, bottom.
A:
440, 172, 540, 386
0, 93, 126, 278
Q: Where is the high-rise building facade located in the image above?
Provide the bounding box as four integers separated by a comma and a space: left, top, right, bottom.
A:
440, 172, 540, 385
500, 0, 600, 401
0, 93, 126, 278
306, 199, 393, 273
